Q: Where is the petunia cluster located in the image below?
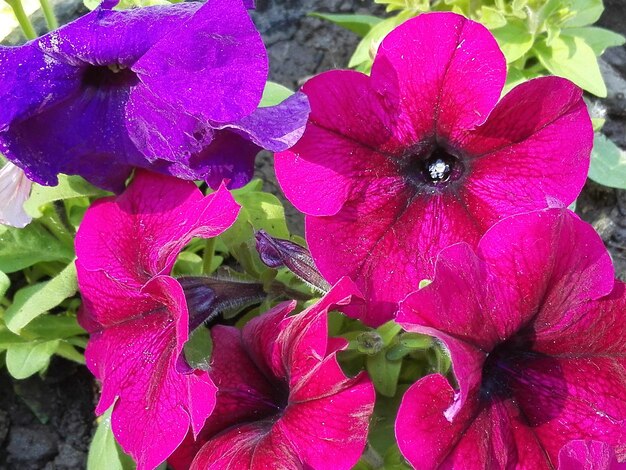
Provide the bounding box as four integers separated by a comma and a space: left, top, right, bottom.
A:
5, 0, 624, 469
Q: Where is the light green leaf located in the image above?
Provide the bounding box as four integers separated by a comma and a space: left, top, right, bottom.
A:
55, 341, 85, 365
535, 35, 607, 97
0, 271, 8, 298
366, 350, 402, 397
491, 19, 534, 63
87, 406, 134, 470
24, 175, 109, 218
479, 6, 506, 29
184, 326, 213, 371
219, 182, 290, 276
0, 223, 74, 273
564, 27, 625, 55
561, 0, 604, 28
0, 324, 25, 350
310, 13, 382, 37
23, 314, 85, 340
349, 13, 411, 70
4, 262, 77, 333
259, 82, 294, 108
589, 134, 626, 190
6, 339, 60, 379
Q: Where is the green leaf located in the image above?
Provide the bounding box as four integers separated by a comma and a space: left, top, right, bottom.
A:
478, 6, 506, 29
0, 324, 25, 350
6, 339, 60, 379
55, 341, 85, 365
561, 0, 604, 28
24, 175, 109, 218
349, 13, 411, 70
309, 13, 382, 38
4, 262, 78, 333
0, 270, 9, 298
564, 27, 625, 55
491, 19, 534, 63
366, 350, 402, 397
259, 82, 294, 108
589, 134, 626, 190
87, 406, 135, 470
23, 314, 85, 340
0, 223, 74, 273
535, 35, 607, 97
184, 326, 213, 371
219, 182, 290, 276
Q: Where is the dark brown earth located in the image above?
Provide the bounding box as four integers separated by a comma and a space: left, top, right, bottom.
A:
1, 0, 625, 468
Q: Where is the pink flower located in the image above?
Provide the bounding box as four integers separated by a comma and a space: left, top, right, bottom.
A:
75, 171, 239, 470
395, 209, 626, 469
168, 278, 376, 470
275, 12, 593, 326
0, 161, 32, 228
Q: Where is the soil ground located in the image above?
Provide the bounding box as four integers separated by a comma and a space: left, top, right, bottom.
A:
1, 0, 625, 468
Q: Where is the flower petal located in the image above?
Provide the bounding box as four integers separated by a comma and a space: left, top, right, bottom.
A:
0, 162, 32, 228
131, 0, 267, 125
85, 277, 216, 470
558, 440, 624, 470
371, 12, 506, 141
460, 77, 592, 224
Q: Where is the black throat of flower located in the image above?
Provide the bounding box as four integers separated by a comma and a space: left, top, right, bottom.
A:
81, 63, 139, 89
400, 141, 466, 191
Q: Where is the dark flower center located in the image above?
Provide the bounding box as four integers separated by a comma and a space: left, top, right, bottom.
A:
82, 64, 139, 89
480, 335, 533, 402
401, 144, 465, 189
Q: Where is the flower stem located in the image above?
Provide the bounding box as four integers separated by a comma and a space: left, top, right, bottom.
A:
5, 0, 37, 40
202, 237, 216, 274
38, 0, 58, 30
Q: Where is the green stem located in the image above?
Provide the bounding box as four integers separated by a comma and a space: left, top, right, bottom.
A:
202, 238, 216, 274
38, 0, 58, 30
6, 0, 37, 40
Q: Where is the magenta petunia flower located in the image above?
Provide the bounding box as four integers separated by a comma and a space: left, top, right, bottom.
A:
0, 0, 309, 192
395, 208, 626, 469
168, 277, 376, 470
275, 12, 593, 326
75, 170, 239, 469
558, 441, 624, 469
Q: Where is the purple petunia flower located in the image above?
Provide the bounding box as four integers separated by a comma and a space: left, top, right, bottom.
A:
0, 0, 309, 192
275, 12, 593, 327
168, 278, 375, 470
395, 209, 626, 469
76, 170, 239, 469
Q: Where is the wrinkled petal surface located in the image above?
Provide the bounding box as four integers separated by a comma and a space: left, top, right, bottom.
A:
77, 171, 239, 469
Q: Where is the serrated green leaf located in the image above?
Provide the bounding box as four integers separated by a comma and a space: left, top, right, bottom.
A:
24, 175, 109, 218
535, 35, 607, 97
491, 19, 534, 63
589, 134, 626, 190
6, 339, 60, 379
259, 82, 294, 108
564, 27, 625, 55
0, 270, 8, 298
4, 262, 77, 333
0, 223, 74, 273
310, 12, 382, 37
561, 0, 604, 28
